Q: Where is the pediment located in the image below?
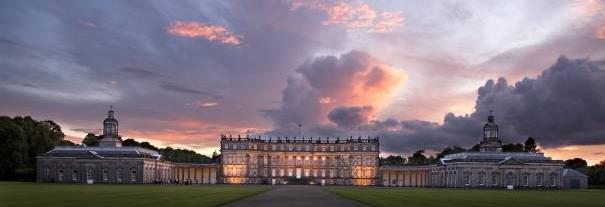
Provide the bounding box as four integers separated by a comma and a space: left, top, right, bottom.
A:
499, 157, 523, 165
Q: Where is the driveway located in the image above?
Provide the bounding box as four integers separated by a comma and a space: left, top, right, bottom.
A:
222, 185, 369, 207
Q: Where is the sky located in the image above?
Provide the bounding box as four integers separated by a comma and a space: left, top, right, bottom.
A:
1, 0, 605, 164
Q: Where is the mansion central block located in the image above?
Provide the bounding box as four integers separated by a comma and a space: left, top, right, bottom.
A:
220, 135, 379, 185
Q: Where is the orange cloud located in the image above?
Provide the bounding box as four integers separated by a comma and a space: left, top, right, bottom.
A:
291, 0, 404, 33
167, 21, 242, 45
596, 20, 605, 39
120, 118, 265, 155
541, 144, 605, 165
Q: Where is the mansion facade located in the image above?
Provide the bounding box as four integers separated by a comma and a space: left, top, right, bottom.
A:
37, 109, 586, 189
220, 135, 380, 185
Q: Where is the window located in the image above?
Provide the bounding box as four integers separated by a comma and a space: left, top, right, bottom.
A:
130, 170, 137, 182
116, 169, 123, 182
330, 146, 334, 151
491, 173, 499, 186
224, 143, 228, 149
87, 169, 93, 181
272, 145, 276, 151
72, 169, 78, 182
58, 169, 64, 181
536, 174, 543, 186
550, 174, 557, 187
506, 173, 513, 185
103, 169, 109, 181
464, 174, 471, 186
44, 167, 50, 179
522, 174, 529, 186
478, 173, 485, 185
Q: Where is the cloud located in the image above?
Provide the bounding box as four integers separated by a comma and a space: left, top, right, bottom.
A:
291, 0, 404, 33
160, 83, 222, 99
263, 50, 405, 129
328, 105, 373, 128
188, 101, 219, 108
167, 21, 242, 45
379, 56, 605, 153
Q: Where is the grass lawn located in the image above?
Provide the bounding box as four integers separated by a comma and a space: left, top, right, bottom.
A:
0, 182, 271, 207
327, 187, 604, 207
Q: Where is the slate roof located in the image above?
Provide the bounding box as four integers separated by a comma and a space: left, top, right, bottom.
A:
562, 168, 588, 178
41, 146, 161, 160
440, 152, 563, 164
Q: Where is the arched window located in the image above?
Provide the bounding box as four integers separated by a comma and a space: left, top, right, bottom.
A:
491, 172, 500, 186
550, 174, 557, 187
522, 173, 529, 186
86, 168, 93, 181
536, 173, 544, 186
116, 169, 123, 182
506, 172, 514, 186
72, 169, 78, 182
102, 169, 109, 182
131, 169, 137, 182
478, 172, 486, 186
58, 169, 64, 181
464, 173, 472, 186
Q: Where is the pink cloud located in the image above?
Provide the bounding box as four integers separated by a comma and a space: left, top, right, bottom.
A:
167, 21, 242, 45
187, 101, 219, 108
291, 0, 404, 33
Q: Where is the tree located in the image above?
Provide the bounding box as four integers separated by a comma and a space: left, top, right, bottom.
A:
81, 133, 100, 146
524, 137, 538, 152
564, 158, 588, 169
381, 155, 406, 165
436, 146, 466, 159
502, 143, 524, 152
0, 116, 66, 180
407, 150, 428, 164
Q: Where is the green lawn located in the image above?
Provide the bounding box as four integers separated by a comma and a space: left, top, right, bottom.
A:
327, 187, 605, 207
0, 182, 271, 207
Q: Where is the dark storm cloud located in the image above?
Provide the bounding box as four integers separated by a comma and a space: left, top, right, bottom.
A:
270, 56, 605, 155
328, 105, 373, 128
378, 56, 605, 154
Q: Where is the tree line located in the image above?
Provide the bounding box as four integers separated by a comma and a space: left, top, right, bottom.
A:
80, 133, 219, 164
0, 116, 66, 180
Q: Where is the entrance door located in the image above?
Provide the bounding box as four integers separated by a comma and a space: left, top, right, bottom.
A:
296, 168, 302, 179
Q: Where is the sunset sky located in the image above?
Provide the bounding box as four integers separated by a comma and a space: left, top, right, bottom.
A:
2, 0, 605, 164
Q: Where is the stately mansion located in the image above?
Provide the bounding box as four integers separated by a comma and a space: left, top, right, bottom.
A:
37, 109, 587, 189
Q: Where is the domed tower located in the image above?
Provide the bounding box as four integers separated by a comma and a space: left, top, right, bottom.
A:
480, 111, 502, 152
99, 106, 122, 147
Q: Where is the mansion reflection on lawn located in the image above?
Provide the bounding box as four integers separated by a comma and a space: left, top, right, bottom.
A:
37, 109, 587, 189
